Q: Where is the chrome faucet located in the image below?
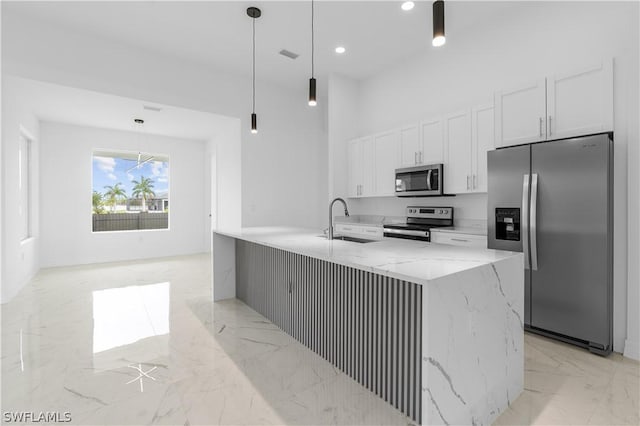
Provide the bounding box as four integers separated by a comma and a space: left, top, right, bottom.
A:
328, 197, 350, 240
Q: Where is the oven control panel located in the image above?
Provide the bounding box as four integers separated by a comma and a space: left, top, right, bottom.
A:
406, 206, 453, 219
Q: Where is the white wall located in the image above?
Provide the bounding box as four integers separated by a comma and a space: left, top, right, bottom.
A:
331, 2, 638, 356
2, 10, 327, 231
1, 78, 40, 302
205, 118, 243, 238
625, 4, 640, 360
39, 122, 207, 267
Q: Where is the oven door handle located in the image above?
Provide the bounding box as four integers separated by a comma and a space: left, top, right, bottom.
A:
383, 228, 430, 238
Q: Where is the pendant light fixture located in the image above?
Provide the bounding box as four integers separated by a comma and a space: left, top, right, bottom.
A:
432, 0, 445, 47
247, 7, 261, 134
308, 0, 317, 107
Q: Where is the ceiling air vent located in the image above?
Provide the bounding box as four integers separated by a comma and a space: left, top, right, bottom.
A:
279, 49, 299, 60
143, 105, 163, 112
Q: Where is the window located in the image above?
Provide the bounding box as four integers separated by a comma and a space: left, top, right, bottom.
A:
92, 150, 170, 232
19, 135, 32, 241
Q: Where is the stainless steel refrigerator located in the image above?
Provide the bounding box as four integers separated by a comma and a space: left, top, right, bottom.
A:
487, 132, 613, 355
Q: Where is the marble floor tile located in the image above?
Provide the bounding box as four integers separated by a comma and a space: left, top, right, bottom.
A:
2, 253, 638, 425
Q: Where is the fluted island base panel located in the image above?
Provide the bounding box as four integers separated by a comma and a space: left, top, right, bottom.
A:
212, 228, 524, 425
236, 240, 423, 422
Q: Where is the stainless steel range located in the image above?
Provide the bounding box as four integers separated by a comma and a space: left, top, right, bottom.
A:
383, 206, 453, 241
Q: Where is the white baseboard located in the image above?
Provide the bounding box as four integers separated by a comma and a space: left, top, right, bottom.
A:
623, 339, 640, 361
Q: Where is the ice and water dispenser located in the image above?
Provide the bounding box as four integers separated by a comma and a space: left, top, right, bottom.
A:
495, 208, 520, 241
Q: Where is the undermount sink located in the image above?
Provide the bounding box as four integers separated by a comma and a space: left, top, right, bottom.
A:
318, 235, 377, 244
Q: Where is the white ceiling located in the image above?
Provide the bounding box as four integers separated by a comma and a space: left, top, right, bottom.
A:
12, 77, 230, 140
3, 1, 524, 90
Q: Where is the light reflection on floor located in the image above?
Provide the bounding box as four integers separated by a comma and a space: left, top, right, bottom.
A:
92, 282, 170, 354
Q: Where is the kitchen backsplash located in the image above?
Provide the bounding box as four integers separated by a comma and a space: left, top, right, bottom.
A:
344, 193, 488, 222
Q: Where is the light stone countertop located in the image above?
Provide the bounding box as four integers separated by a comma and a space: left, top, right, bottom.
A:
214, 226, 521, 285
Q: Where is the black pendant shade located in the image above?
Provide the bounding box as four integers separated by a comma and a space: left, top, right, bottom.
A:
432, 0, 445, 47
248, 7, 261, 134
309, 78, 317, 106
251, 112, 257, 134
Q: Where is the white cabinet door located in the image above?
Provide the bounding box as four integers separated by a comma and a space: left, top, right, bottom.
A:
347, 139, 361, 198
546, 58, 613, 139
374, 131, 398, 197
420, 116, 444, 165
361, 136, 375, 197
494, 79, 546, 147
471, 104, 494, 193
398, 125, 420, 167
444, 109, 472, 194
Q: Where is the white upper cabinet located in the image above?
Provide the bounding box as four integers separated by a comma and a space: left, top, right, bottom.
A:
420, 116, 444, 165
443, 105, 493, 195
374, 131, 399, 196
471, 104, 495, 192
347, 136, 376, 198
347, 139, 362, 198
346, 58, 613, 198
494, 79, 547, 147
398, 125, 420, 167
444, 109, 472, 194
361, 136, 375, 197
398, 118, 443, 167
495, 58, 613, 148
546, 58, 613, 139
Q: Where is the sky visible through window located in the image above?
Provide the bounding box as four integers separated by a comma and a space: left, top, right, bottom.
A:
92, 153, 169, 198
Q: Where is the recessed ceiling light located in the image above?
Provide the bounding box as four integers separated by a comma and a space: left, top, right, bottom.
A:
401, 1, 415, 11
335, 46, 346, 54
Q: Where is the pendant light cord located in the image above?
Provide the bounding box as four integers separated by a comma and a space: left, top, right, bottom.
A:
252, 17, 256, 113
311, 0, 315, 78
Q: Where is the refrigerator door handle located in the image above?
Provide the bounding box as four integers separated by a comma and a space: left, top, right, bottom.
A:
522, 174, 530, 269
530, 173, 539, 271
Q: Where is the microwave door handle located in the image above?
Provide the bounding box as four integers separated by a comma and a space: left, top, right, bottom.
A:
426, 169, 432, 191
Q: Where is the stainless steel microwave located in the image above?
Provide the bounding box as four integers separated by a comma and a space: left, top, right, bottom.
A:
395, 164, 444, 197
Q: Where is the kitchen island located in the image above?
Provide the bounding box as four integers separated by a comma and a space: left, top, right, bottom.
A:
212, 227, 523, 425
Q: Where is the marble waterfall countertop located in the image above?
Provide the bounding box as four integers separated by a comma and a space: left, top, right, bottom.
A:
214, 227, 521, 285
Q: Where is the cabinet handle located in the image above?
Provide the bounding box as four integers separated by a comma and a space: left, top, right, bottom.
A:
414, 152, 418, 164
466, 175, 470, 190
288, 281, 292, 294
539, 117, 543, 137
473, 174, 477, 189
548, 116, 552, 136
419, 151, 422, 163
451, 238, 470, 243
